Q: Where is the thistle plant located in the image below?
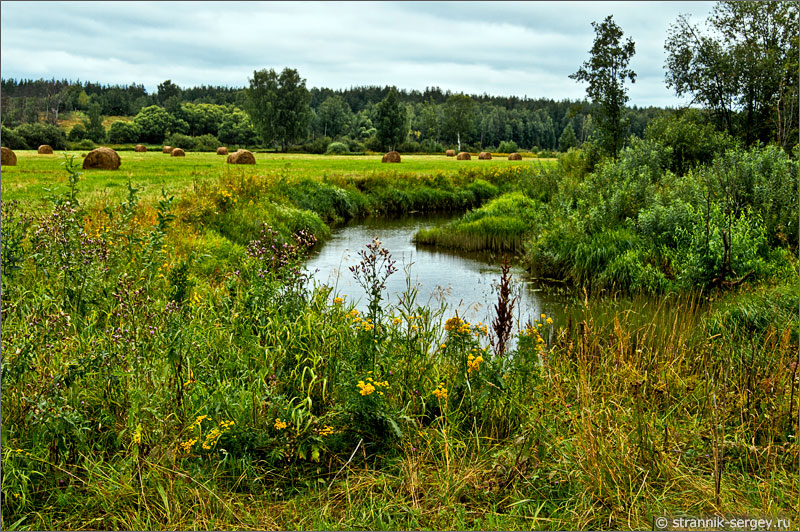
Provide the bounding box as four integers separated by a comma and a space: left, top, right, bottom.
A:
350, 237, 397, 371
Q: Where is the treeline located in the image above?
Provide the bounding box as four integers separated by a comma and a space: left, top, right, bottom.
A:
1, 76, 663, 153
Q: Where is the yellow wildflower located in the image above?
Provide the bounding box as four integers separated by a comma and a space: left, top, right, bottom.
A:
274, 418, 288, 431
333, 297, 344, 305
432, 383, 448, 400
357, 380, 376, 396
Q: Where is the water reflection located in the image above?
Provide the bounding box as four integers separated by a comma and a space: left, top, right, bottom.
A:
305, 214, 568, 329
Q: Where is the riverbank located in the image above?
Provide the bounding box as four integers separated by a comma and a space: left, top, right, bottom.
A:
1, 152, 797, 530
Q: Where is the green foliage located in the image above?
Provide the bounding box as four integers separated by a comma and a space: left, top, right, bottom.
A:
282, 178, 364, 223
644, 110, 731, 175
665, 1, 798, 147
193, 133, 222, 152
315, 96, 353, 138
217, 109, 259, 147
246, 67, 312, 151
164, 133, 195, 151
69, 139, 95, 151
66, 123, 88, 142
570, 15, 636, 158
442, 93, 475, 151
497, 140, 518, 153
107, 120, 141, 144
84, 102, 106, 143
416, 191, 541, 252
13, 122, 67, 150
179, 102, 226, 136
325, 141, 350, 155
0, 150, 797, 530
558, 122, 579, 151
374, 88, 408, 152
1, 125, 29, 149
134, 105, 173, 143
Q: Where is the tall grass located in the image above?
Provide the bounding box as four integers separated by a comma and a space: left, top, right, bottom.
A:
1, 155, 796, 530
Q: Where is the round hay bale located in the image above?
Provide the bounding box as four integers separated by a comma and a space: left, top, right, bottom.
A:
478, 151, 492, 160
381, 151, 401, 163
226, 149, 256, 165
38, 144, 54, 154
508, 152, 523, 161
134, 144, 146, 152
1, 147, 17, 166
171, 148, 185, 157
82, 147, 121, 170
456, 152, 471, 160
216, 147, 229, 155
445, 149, 456, 157
162, 145, 174, 154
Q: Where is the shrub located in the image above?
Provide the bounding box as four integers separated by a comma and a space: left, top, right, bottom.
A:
193, 134, 222, 152
1, 125, 29, 149
397, 140, 421, 153
497, 140, 518, 153
420, 139, 444, 153
303, 136, 331, 154
164, 133, 195, 151
67, 123, 88, 142
108, 121, 142, 144
13, 122, 67, 150
644, 110, 732, 176
325, 142, 350, 155
69, 139, 96, 151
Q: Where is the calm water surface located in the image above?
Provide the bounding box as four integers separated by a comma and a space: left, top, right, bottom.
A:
305, 214, 570, 328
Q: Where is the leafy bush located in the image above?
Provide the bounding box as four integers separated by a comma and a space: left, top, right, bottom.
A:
193, 134, 222, 152
108, 120, 141, 144
13, 122, 67, 150
644, 110, 732, 176
1, 125, 29, 149
302, 136, 331, 154
397, 140, 421, 153
497, 140, 518, 153
67, 123, 88, 142
69, 139, 96, 151
325, 141, 350, 155
420, 139, 444, 153
164, 133, 195, 151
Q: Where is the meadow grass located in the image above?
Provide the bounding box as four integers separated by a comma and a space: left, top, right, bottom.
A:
0, 152, 796, 530
0, 150, 554, 205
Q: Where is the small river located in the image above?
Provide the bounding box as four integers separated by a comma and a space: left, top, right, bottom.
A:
305, 214, 571, 329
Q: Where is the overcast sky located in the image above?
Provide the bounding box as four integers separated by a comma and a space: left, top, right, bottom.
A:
1, 1, 714, 107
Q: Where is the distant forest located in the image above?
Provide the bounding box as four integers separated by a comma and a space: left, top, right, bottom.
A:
0, 77, 665, 153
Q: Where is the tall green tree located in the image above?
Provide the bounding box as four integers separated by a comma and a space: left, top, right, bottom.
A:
374, 88, 407, 151
442, 94, 475, 151
157, 80, 181, 105
570, 15, 636, 158
134, 105, 172, 143
664, 1, 798, 148
558, 122, 579, 151
246, 68, 311, 151
315, 95, 353, 138
84, 102, 106, 143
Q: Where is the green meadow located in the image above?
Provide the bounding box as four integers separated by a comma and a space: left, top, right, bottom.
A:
0, 150, 552, 205
1, 140, 797, 530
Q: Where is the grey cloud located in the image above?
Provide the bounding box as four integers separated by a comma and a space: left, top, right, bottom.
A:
1, 1, 713, 107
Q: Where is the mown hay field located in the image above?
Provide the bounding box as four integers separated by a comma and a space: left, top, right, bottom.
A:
1, 151, 555, 204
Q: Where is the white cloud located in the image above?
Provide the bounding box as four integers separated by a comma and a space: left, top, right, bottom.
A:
0, 1, 713, 106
